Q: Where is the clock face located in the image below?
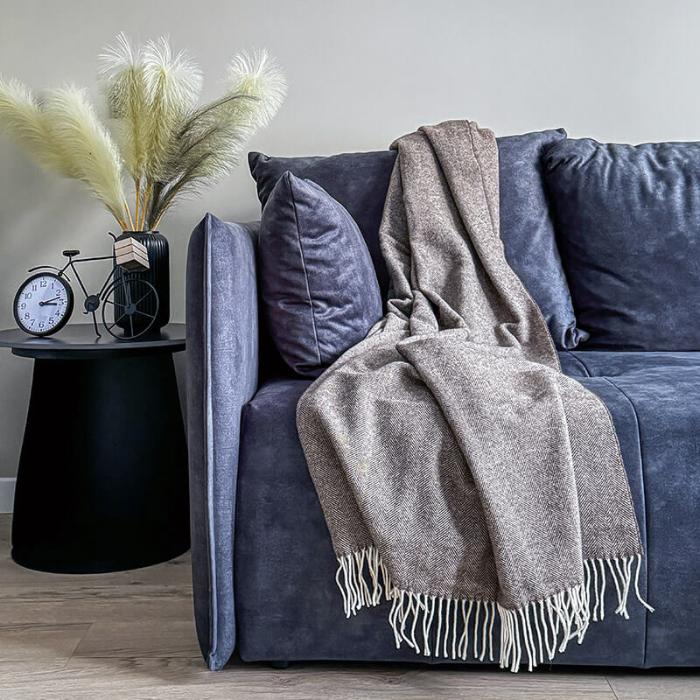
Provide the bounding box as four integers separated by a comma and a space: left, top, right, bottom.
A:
13, 273, 73, 336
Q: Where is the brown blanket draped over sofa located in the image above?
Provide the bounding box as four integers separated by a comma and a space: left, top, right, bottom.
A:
296, 120, 652, 672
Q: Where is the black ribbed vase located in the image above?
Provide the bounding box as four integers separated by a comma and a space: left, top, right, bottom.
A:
114, 231, 170, 335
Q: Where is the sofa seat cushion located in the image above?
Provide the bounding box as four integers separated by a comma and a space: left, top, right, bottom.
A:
237, 350, 700, 665
249, 129, 584, 349
545, 139, 700, 351
562, 350, 700, 666
236, 378, 419, 662
561, 349, 700, 378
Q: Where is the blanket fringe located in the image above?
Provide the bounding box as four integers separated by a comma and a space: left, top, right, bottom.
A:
335, 547, 654, 672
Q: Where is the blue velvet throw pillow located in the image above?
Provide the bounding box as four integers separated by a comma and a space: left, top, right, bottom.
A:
544, 138, 700, 350
250, 129, 582, 349
258, 171, 383, 376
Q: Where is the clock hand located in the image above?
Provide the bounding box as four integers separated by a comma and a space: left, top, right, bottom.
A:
39, 297, 60, 306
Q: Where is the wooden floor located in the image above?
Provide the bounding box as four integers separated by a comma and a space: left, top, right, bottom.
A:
0, 514, 697, 699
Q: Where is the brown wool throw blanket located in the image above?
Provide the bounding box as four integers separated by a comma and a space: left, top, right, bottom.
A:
296, 120, 653, 672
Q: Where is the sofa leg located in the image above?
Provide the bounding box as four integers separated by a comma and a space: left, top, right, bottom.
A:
270, 661, 290, 669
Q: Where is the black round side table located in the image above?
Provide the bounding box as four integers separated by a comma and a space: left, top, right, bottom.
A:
0, 324, 189, 574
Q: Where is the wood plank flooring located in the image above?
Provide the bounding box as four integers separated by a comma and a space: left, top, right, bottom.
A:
0, 514, 697, 699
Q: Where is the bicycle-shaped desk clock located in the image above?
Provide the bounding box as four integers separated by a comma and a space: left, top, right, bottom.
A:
13, 233, 159, 340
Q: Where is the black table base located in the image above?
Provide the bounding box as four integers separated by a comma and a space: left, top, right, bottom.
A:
11, 352, 189, 574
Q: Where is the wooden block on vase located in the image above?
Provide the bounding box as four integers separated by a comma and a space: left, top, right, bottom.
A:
114, 238, 150, 272
116, 251, 150, 271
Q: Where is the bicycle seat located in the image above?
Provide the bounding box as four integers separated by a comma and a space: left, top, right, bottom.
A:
62, 249, 80, 257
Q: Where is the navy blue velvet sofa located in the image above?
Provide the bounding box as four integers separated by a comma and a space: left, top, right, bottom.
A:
186, 139, 700, 671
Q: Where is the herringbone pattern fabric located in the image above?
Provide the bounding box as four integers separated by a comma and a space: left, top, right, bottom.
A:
296, 121, 646, 669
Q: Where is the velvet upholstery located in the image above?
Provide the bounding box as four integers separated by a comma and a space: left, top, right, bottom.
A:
562, 350, 700, 665
497, 130, 584, 348
187, 219, 700, 670
249, 129, 580, 349
234, 354, 667, 666
544, 138, 700, 350
186, 214, 259, 671
258, 172, 383, 376
188, 197, 700, 668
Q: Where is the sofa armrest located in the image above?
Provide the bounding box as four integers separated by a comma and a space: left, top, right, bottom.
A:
186, 213, 259, 670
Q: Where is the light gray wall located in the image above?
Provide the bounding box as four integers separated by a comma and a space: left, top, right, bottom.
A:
0, 0, 698, 477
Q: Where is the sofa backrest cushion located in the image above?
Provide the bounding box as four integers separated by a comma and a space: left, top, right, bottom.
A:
250, 150, 396, 297
497, 130, 585, 349
250, 128, 582, 349
258, 171, 383, 377
544, 138, 700, 350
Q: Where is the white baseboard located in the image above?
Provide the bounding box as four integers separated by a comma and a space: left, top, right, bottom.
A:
0, 478, 16, 513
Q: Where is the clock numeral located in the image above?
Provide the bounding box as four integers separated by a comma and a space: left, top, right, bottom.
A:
24, 313, 29, 319
20, 303, 26, 309
40, 280, 47, 288
25, 292, 32, 299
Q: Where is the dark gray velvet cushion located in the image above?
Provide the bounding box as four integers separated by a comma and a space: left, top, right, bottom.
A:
249, 129, 581, 349
497, 130, 586, 349
559, 350, 700, 666
259, 172, 383, 377
544, 138, 700, 350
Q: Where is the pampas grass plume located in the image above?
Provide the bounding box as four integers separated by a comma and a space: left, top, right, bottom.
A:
0, 35, 286, 231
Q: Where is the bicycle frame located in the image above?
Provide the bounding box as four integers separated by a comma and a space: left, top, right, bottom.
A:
29, 253, 116, 301
27, 241, 119, 338
25, 234, 158, 341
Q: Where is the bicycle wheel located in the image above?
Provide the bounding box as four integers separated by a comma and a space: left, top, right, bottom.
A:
102, 276, 160, 339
